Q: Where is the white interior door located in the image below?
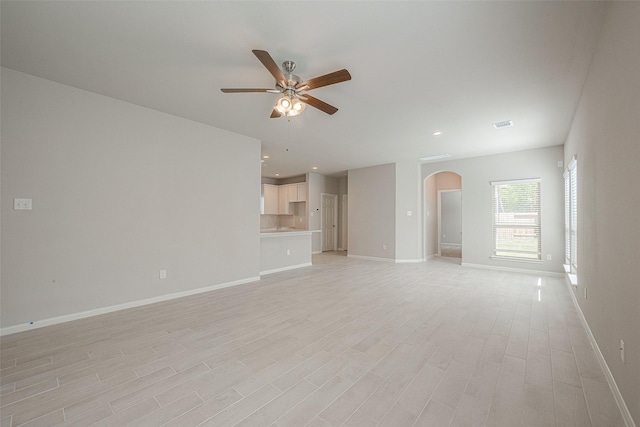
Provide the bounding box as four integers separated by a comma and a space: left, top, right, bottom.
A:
321, 193, 338, 252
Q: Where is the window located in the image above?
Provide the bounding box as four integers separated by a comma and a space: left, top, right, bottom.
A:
492, 179, 541, 260
564, 157, 577, 270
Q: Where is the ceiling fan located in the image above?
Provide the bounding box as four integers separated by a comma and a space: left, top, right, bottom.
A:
221, 50, 351, 118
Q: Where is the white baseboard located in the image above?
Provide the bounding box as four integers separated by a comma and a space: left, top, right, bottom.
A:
260, 262, 312, 276
563, 278, 636, 427
312, 251, 322, 255
347, 254, 395, 263
461, 262, 564, 277
395, 258, 424, 264
0, 276, 261, 337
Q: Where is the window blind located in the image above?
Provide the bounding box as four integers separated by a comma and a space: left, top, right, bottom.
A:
570, 161, 577, 269
564, 172, 571, 263
491, 179, 541, 260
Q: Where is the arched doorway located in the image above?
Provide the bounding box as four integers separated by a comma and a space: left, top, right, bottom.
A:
424, 171, 462, 260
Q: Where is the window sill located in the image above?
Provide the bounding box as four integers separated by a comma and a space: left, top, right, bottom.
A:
490, 256, 543, 264
564, 265, 577, 287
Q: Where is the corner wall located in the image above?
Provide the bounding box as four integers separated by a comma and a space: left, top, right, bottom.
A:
348, 163, 396, 260
1, 69, 261, 330
564, 3, 640, 424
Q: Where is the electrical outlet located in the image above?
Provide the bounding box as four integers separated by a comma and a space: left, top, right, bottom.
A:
620, 340, 625, 363
286, 249, 291, 256
382, 244, 387, 250
546, 254, 552, 261
584, 287, 587, 299
159, 270, 167, 279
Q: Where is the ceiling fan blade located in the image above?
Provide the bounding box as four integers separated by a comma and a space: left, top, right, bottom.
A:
270, 109, 282, 119
252, 50, 287, 87
299, 94, 339, 115
221, 88, 275, 93
298, 69, 351, 91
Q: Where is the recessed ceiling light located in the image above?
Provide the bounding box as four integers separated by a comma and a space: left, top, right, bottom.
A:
275, 173, 280, 177
312, 166, 318, 170
419, 154, 451, 162
493, 120, 513, 129
263, 155, 269, 159
432, 131, 443, 136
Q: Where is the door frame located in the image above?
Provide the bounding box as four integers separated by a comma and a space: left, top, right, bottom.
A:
341, 194, 348, 251
321, 193, 338, 252
437, 189, 462, 257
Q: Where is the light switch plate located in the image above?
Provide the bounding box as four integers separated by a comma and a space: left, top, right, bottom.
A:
14, 198, 33, 210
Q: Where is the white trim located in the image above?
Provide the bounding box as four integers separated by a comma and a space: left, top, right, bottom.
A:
347, 254, 395, 263
260, 262, 312, 276
563, 278, 636, 427
490, 255, 543, 264
490, 177, 541, 186
395, 258, 424, 264
312, 250, 322, 255
461, 262, 563, 277
260, 230, 312, 237
0, 276, 260, 337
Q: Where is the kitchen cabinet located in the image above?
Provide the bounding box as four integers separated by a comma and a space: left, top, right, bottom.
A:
286, 183, 307, 202
262, 182, 307, 215
261, 184, 279, 214
278, 186, 291, 214
296, 183, 307, 202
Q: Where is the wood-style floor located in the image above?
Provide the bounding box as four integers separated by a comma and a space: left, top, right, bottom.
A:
0, 252, 626, 426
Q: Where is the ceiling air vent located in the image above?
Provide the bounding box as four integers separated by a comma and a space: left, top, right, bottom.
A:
493, 120, 513, 129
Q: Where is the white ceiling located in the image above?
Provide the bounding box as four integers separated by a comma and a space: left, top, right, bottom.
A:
1, 1, 607, 178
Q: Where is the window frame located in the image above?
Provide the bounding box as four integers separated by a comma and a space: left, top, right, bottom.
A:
490, 178, 542, 262
564, 156, 578, 272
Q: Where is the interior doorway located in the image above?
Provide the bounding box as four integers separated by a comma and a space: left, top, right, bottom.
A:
424, 171, 462, 260
321, 193, 338, 252
438, 189, 462, 258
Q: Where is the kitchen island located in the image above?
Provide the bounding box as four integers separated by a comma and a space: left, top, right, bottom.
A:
260, 230, 313, 275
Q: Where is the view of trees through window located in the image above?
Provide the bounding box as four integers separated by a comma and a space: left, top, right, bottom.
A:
492, 180, 541, 260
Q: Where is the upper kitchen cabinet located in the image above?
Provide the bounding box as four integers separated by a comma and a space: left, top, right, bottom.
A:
261, 184, 279, 214
278, 185, 291, 214
287, 183, 307, 202
262, 182, 307, 215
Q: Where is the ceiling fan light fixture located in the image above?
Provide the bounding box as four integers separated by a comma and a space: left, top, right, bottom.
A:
291, 98, 305, 113
276, 97, 291, 113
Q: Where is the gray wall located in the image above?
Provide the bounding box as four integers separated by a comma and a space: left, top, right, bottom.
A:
564, 2, 640, 422
348, 163, 396, 260
422, 146, 565, 273
395, 160, 422, 262
260, 234, 312, 274
1, 69, 261, 329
